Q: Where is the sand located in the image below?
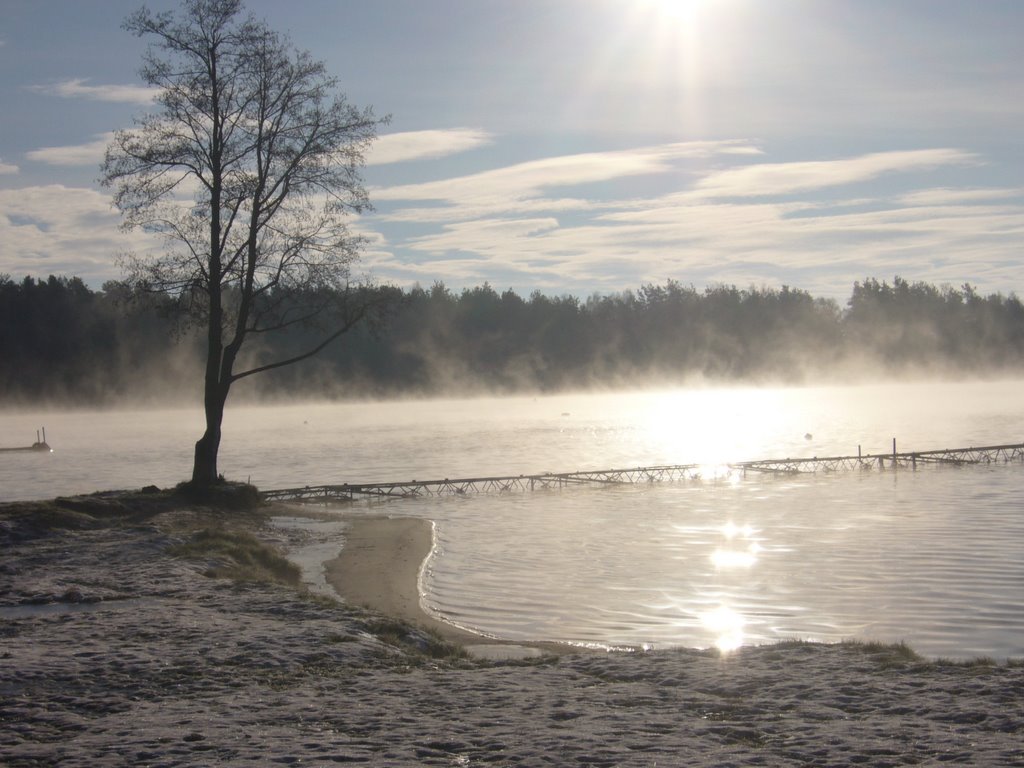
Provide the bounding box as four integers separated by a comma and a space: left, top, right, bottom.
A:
324, 516, 558, 659
2, 500, 1023, 766
325, 516, 452, 635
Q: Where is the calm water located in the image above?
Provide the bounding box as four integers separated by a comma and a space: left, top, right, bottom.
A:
3, 380, 1023, 658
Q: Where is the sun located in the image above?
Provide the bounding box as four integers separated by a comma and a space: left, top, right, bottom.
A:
563, 0, 745, 136
627, 0, 731, 112
640, 0, 708, 24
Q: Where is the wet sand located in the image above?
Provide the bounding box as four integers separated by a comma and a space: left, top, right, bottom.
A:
3, 501, 1023, 766
324, 516, 558, 658
324, 516, 465, 638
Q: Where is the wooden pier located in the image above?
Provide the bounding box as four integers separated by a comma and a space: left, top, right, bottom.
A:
261, 441, 1024, 504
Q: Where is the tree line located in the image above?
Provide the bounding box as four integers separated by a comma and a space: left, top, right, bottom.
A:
2, 274, 1023, 405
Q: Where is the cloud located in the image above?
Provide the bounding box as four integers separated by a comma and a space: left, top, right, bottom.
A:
898, 187, 1024, 206
0, 185, 155, 283
367, 128, 495, 165
2, 134, 1020, 303
28, 78, 157, 105
375, 140, 760, 206
363, 142, 1021, 298
397, 194, 1024, 297
380, 196, 604, 225
26, 133, 114, 167
406, 217, 560, 253
0, 158, 18, 175
690, 149, 978, 199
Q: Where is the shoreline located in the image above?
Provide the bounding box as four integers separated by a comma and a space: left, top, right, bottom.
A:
325, 517, 472, 640
3, 498, 1024, 765
324, 515, 563, 657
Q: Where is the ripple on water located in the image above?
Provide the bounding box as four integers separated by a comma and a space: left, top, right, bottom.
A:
416, 465, 1024, 659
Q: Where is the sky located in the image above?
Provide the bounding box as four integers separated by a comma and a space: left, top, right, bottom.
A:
1, 0, 1022, 301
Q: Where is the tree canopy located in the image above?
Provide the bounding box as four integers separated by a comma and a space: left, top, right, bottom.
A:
4, 275, 1023, 406
101, 0, 387, 484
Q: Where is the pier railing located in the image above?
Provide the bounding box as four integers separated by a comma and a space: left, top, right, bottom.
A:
261, 441, 1024, 504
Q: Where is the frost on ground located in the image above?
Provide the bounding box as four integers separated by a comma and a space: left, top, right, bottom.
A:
1, 496, 1022, 767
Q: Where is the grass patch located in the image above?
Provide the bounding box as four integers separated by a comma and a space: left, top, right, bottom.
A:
173, 480, 262, 511
934, 655, 1003, 670
1, 481, 267, 543
839, 638, 929, 671
842, 639, 923, 664
759, 639, 927, 668
363, 617, 468, 662
851, 639, 921, 659
171, 527, 301, 586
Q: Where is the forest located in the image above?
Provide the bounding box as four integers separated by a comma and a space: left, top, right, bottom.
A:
2, 274, 1023, 405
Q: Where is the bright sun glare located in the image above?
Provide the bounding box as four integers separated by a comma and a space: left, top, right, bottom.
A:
641, 0, 707, 23
701, 605, 746, 653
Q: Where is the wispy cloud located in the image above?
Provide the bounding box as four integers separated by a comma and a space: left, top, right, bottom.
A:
0, 158, 18, 175
367, 128, 494, 165
690, 149, 978, 199
0, 185, 155, 281
898, 187, 1024, 206
375, 140, 760, 206
26, 133, 113, 167
387, 194, 1024, 295
28, 78, 157, 105
362, 143, 1021, 297
2, 134, 1019, 301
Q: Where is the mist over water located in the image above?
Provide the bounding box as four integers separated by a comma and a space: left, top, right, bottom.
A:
3, 379, 1023, 658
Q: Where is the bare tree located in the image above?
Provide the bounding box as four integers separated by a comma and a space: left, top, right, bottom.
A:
102, 0, 388, 486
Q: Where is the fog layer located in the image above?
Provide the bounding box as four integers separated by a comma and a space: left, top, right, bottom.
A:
2, 275, 1022, 406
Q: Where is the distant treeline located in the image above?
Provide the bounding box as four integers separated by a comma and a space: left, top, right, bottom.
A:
2, 274, 1023, 404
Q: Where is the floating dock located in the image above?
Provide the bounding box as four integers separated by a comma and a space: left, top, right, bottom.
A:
0, 428, 52, 454
261, 440, 1024, 504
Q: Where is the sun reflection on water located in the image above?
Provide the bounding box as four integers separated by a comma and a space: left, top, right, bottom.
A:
711, 521, 762, 569
701, 605, 746, 652
412, 383, 1024, 659
700, 519, 764, 649
710, 547, 758, 569
695, 464, 743, 484
722, 522, 754, 539
637, 387, 812, 467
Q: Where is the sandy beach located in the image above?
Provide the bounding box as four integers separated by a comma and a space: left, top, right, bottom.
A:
324, 516, 565, 660
2, 495, 1023, 766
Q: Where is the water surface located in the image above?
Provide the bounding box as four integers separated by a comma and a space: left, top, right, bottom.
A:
3, 380, 1022, 658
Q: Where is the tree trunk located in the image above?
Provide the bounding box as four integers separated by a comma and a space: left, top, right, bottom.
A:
191, 430, 220, 485
192, 382, 227, 485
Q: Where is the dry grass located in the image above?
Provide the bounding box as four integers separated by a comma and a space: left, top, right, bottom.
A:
170, 527, 301, 586
362, 617, 469, 662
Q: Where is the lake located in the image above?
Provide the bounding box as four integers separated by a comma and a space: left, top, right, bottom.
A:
3, 379, 1023, 659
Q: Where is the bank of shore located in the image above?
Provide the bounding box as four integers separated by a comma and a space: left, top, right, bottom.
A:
2, 494, 1022, 766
